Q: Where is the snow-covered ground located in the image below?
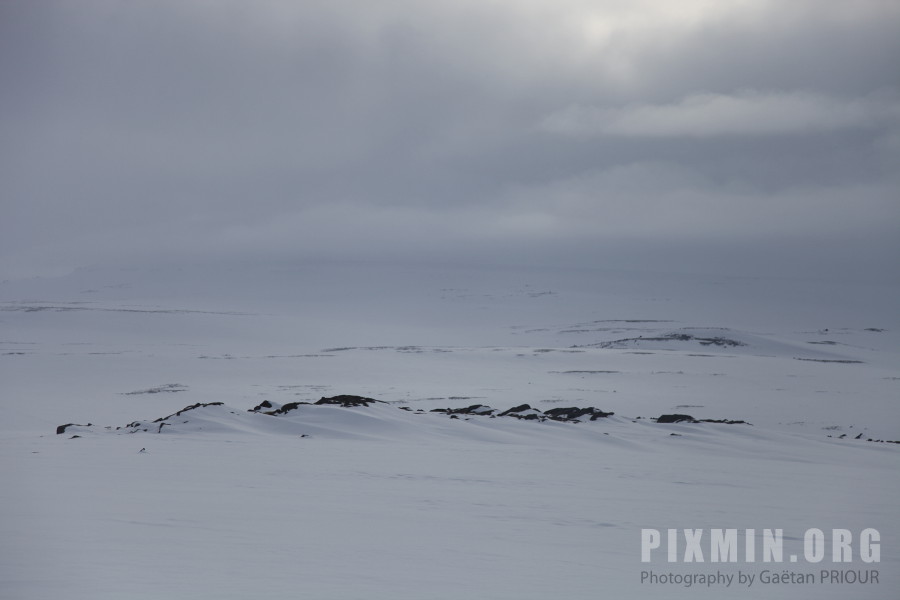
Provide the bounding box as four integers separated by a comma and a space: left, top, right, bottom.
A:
2, 263, 898, 599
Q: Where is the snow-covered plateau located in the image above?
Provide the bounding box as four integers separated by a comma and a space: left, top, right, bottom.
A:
2, 263, 898, 599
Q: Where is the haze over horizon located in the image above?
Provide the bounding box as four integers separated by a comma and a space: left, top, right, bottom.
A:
2, 0, 899, 281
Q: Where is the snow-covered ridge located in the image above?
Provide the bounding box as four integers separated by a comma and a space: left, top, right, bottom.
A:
55, 395, 900, 447
57, 396, 619, 438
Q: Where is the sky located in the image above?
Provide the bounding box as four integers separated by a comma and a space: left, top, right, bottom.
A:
2, 0, 899, 280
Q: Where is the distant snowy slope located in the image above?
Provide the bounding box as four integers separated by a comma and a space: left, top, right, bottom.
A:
574, 326, 870, 359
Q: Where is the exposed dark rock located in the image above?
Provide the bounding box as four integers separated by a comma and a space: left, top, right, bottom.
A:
656, 332, 744, 347
551, 370, 620, 374
431, 404, 495, 416
248, 400, 274, 413
264, 396, 384, 415
654, 414, 749, 425
458, 404, 495, 415
691, 336, 745, 348
586, 410, 615, 421
268, 401, 311, 415
498, 404, 532, 416
543, 406, 614, 422
495, 404, 546, 421
56, 423, 92, 435
315, 395, 384, 407
432, 403, 615, 423
583, 332, 746, 349
153, 402, 224, 423
656, 414, 697, 424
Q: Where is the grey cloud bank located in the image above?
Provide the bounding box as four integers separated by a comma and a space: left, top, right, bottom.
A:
2, 0, 898, 280
539, 91, 900, 137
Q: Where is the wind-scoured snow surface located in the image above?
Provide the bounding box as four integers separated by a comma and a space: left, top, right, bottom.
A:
1, 264, 899, 599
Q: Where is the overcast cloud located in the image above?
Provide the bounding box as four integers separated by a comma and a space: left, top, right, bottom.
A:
1, 0, 898, 279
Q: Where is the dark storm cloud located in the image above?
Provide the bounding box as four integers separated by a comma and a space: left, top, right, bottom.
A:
2, 0, 898, 279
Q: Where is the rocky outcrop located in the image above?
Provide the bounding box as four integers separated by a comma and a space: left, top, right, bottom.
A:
266, 401, 311, 416
655, 414, 749, 425
263, 395, 385, 416
497, 404, 543, 420
543, 406, 614, 422
429, 403, 616, 422
56, 423, 92, 435
153, 402, 224, 423
582, 331, 747, 349
314, 395, 383, 407
249, 400, 275, 413
430, 404, 496, 416
656, 414, 696, 423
